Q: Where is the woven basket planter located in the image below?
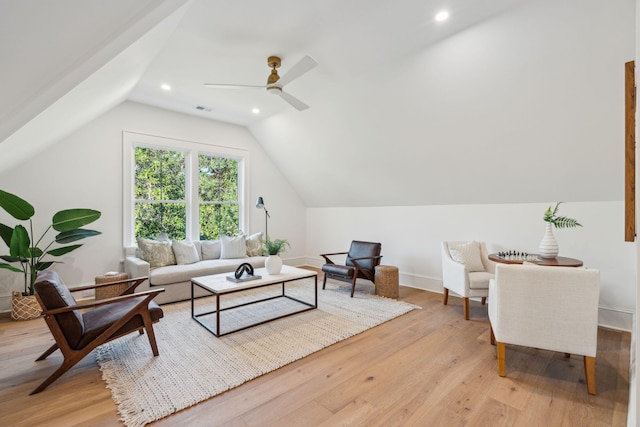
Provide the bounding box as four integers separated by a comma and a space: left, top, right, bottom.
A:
11, 291, 42, 321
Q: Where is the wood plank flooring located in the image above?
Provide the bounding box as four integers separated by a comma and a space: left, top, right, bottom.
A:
0, 278, 630, 426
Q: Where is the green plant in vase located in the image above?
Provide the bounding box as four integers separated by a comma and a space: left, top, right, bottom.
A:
261, 236, 289, 275
539, 202, 582, 258
0, 189, 102, 295
262, 237, 290, 256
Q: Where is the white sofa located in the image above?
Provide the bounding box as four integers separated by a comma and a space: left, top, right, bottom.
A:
124, 240, 266, 305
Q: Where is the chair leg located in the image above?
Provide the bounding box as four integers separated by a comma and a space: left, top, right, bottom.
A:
490, 325, 496, 345
322, 274, 327, 290
584, 356, 596, 395
463, 298, 470, 320
30, 358, 78, 395
141, 312, 160, 357
481, 297, 486, 305
497, 342, 506, 377
35, 343, 59, 361
443, 288, 449, 305
350, 276, 357, 298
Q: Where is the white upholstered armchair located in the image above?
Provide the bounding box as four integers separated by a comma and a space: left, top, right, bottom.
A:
488, 263, 600, 395
441, 241, 496, 320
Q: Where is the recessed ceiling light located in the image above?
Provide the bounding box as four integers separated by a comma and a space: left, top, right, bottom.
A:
435, 10, 449, 22
252, 108, 260, 114
161, 84, 171, 91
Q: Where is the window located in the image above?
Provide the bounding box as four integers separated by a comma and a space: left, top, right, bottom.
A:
123, 132, 249, 246
134, 147, 186, 240
198, 155, 239, 240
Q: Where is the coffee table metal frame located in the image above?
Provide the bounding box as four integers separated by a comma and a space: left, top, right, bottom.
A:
191, 266, 318, 337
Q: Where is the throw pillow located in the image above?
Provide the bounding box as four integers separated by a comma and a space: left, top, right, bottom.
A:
171, 239, 200, 265
246, 232, 263, 257
449, 241, 485, 272
220, 234, 247, 259
137, 238, 176, 268
201, 240, 221, 260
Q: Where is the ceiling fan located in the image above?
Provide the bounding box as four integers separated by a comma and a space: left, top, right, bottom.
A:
204, 55, 318, 111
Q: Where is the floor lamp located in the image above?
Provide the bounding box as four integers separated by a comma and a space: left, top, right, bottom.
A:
256, 196, 270, 240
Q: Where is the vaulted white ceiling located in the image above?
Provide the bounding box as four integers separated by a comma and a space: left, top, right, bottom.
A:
0, 0, 634, 207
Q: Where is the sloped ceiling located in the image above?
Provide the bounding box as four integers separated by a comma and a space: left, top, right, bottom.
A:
0, 0, 634, 207
0, 0, 190, 171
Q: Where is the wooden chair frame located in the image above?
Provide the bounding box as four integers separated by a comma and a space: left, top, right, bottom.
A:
31, 277, 164, 395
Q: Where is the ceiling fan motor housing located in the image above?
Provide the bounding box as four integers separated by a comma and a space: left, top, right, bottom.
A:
267, 56, 281, 85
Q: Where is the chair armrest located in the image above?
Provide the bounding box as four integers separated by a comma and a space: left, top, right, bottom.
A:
441, 251, 469, 295
68, 277, 148, 293
320, 251, 349, 264
43, 288, 165, 315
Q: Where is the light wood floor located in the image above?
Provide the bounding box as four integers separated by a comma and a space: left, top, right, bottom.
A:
0, 279, 630, 426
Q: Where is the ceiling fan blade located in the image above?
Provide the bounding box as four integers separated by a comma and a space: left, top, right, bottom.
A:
278, 90, 310, 111
277, 55, 318, 87
204, 84, 266, 89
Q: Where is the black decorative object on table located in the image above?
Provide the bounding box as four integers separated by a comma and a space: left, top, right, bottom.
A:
227, 263, 262, 282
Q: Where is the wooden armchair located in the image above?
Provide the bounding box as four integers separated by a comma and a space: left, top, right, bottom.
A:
30, 270, 165, 395
320, 240, 382, 297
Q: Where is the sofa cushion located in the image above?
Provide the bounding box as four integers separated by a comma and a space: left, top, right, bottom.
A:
246, 232, 263, 256
468, 271, 494, 289
220, 235, 247, 259
137, 238, 176, 268
172, 239, 200, 265
449, 241, 485, 272
149, 257, 266, 286
201, 240, 221, 260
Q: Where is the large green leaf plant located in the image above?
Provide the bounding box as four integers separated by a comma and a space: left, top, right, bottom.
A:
0, 189, 101, 295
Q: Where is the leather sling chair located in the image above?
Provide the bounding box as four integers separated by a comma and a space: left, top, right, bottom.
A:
320, 240, 382, 297
30, 270, 164, 394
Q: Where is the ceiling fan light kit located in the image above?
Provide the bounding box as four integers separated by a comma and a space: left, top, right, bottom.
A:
204, 54, 317, 111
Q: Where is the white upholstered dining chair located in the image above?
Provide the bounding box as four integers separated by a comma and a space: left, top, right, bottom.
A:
441, 241, 495, 320
488, 263, 600, 395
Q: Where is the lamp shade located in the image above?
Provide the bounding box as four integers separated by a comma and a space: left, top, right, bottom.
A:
256, 196, 265, 208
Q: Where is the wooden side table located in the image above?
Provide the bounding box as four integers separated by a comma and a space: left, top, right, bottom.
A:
374, 265, 399, 299
95, 272, 130, 300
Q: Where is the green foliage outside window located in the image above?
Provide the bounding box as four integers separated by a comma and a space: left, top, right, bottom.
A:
133, 147, 240, 241
199, 155, 239, 240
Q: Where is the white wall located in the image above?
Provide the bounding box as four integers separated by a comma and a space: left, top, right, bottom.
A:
251, 0, 635, 208
306, 201, 635, 331
0, 101, 306, 311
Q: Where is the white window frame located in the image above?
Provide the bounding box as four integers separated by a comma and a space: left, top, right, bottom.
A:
122, 131, 249, 246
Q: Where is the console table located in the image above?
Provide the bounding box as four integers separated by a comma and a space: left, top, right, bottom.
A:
488, 253, 583, 267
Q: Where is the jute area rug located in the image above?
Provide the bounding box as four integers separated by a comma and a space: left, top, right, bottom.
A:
95, 279, 419, 427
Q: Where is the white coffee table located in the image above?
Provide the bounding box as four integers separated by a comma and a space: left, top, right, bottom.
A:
191, 265, 318, 336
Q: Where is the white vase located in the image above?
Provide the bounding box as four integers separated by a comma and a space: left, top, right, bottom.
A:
265, 254, 283, 274
538, 222, 559, 258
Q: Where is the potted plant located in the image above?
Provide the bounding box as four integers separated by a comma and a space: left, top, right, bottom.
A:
261, 237, 289, 274
0, 189, 101, 320
539, 202, 582, 258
